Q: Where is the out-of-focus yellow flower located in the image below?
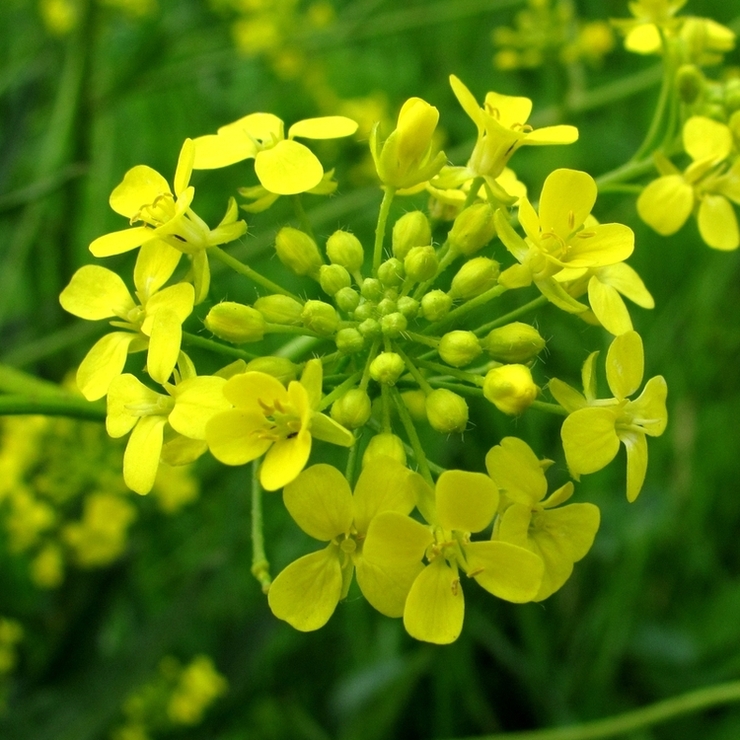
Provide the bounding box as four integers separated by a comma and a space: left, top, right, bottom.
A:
5, 489, 56, 553
268, 459, 427, 630
150, 464, 199, 513
39, 0, 77, 35
0, 618, 23, 675
638, 116, 740, 250
30, 542, 65, 588
486, 437, 600, 600
206, 359, 354, 490
612, 0, 687, 54
167, 655, 228, 725
192, 112, 357, 195
550, 331, 668, 502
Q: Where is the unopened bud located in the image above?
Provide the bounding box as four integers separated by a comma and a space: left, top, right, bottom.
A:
483, 364, 538, 415
448, 257, 500, 299
392, 211, 432, 260
353, 301, 375, 322
421, 290, 452, 321
401, 389, 427, 421
335, 327, 365, 354
397, 296, 419, 319
425, 388, 468, 433
362, 432, 407, 467
482, 322, 546, 362
438, 330, 482, 367
376, 297, 396, 316
369, 352, 405, 385
254, 295, 303, 325
319, 264, 351, 296
204, 302, 265, 344
404, 245, 438, 282
326, 230, 365, 273
335, 286, 360, 313
380, 312, 407, 338
274, 226, 323, 277
301, 300, 339, 336
361, 278, 383, 302
675, 64, 704, 105
448, 203, 497, 256
245, 356, 298, 384
331, 389, 372, 429
358, 318, 382, 339
378, 258, 405, 287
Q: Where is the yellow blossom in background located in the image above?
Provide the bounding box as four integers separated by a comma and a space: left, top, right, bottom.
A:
167, 655, 228, 725
30, 543, 65, 589
612, 0, 687, 54
39, 0, 77, 34
550, 331, 668, 502
0, 618, 23, 676
149, 463, 199, 513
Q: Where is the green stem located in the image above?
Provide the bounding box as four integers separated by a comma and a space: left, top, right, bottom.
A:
530, 400, 568, 417
264, 323, 322, 338
596, 184, 644, 195
463, 177, 485, 208
318, 371, 363, 411
0, 394, 105, 421
424, 379, 484, 398
275, 335, 324, 360
250, 461, 271, 593
475, 296, 549, 336
415, 358, 485, 386
594, 158, 656, 189
359, 339, 381, 392
394, 345, 434, 394
424, 285, 508, 335
406, 331, 440, 349
373, 186, 396, 275
412, 241, 455, 301
210, 246, 304, 303
445, 680, 740, 740
0, 364, 71, 397
390, 387, 433, 485
181, 332, 258, 361
344, 429, 361, 486
381, 384, 393, 433
366, 418, 445, 475
292, 194, 316, 241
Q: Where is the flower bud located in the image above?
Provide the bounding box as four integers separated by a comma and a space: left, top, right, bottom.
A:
397, 296, 419, 319
358, 318, 381, 339
335, 287, 360, 313
482, 322, 546, 362
483, 364, 538, 415
380, 311, 407, 338
438, 330, 482, 367
369, 352, 405, 385
319, 264, 351, 296
254, 295, 303, 325
448, 203, 497, 256
675, 64, 704, 105
326, 230, 364, 273
448, 257, 500, 300
301, 300, 339, 336
335, 327, 365, 354
421, 290, 452, 321
404, 245, 438, 282
401, 389, 427, 422
361, 278, 383, 301
331, 389, 372, 429
378, 258, 405, 287
204, 302, 265, 344
246, 356, 298, 384
362, 433, 407, 467
274, 226, 323, 277
425, 388, 468, 434
392, 211, 431, 260
376, 297, 396, 316
353, 300, 375, 322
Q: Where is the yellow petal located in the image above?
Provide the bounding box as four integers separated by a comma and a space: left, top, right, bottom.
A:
403, 558, 464, 645
300, 358, 323, 409
539, 169, 596, 239
288, 116, 358, 139
363, 510, 433, 568
106, 373, 162, 438
110, 165, 171, 218
435, 470, 499, 533
282, 464, 353, 541
219, 112, 283, 141
697, 194, 739, 250
133, 239, 182, 298
260, 429, 312, 490
160, 436, 207, 466
606, 330, 644, 399
518, 197, 540, 243
190, 250, 211, 306
123, 415, 167, 495
594, 263, 654, 309
683, 117, 732, 164
637, 176, 694, 235
523, 125, 579, 146
173, 138, 194, 196
146, 309, 182, 385
582, 350, 599, 401
485, 436, 547, 505
449, 75, 484, 130
144, 282, 195, 326
191, 131, 258, 170
205, 409, 272, 465
620, 430, 648, 502
267, 545, 343, 631
89, 226, 154, 257
352, 459, 417, 534
495, 502, 531, 549
310, 412, 355, 447
60, 265, 134, 320
563, 224, 634, 268
255, 140, 323, 195
561, 407, 621, 477
626, 375, 668, 437
548, 378, 587, 414
484, 91, 532, 128
355, 557, 423, 618
224, 371, 289, 411
465, 540, 543, 602
169, 376, 230, 439
77, 332, 136, 401
625, 24, 662, 54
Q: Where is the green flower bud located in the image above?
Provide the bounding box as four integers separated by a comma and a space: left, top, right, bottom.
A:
246, 356, 298, 384
358, 318, 382, 339
376, 297, 397, 316
483, 364, 538, 415
319, 264, 351, 296
482, 322, 546, 362
438, 330, 482, 367
421, 290, 452, 321
331, 389, 372, 429
725, 79, 740, 113
353, 300, 375, 321
326, 230, 364, 273
401, 389, 427, 422
361, 278, 383, 302
254, 295, 304, 325
275, 226, 323, 277
392, 211, 432, 260
448, 203, 497, 256
380, 312, 407, 338
362, 432, 407, 467
301, 300, 339, 336
397, 296, 419, 319
335, 327, 365, 354
204, 302, 265, 344
369, 351, 405, 385
425, 388, 468, 434
335, 287, 361, 313
448, 257, 500, 300
675, 64, 704, 105
404, 245, 438, 282
378, 258, 405, 287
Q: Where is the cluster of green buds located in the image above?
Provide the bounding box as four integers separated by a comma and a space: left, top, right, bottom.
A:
60, 71, 667, 644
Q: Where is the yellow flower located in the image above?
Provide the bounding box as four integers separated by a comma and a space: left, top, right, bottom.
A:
450, 75, 578, 182
166, 655, 228, 725
486, 437, 600, 600
192, 112, 358, 195
496, 168, 634, 314
612, 0, 687, 55
267, 459, 427, 631
550, 331, 668, 502
59, 251, 195, 399
637, 116, 740, 250
238, 169, 338, 213
205, 359, 354, 490
363, 471, 543, 644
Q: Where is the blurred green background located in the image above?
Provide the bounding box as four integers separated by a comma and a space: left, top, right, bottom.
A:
2, 0, 740, 738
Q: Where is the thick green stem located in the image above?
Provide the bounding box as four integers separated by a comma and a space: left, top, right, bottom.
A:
390, 387, 433, 485
181, 332, 258, 362
530, 400, 568, 417
373, 186, 396, 275
415, 358, 485, 386
463, 177, 485, 208
474, 296, 548, 336
394, 345, 434, 394
0, 364, 71, 397
210, 246, 304, 302
250, 462, 271, 593
0, 395, 105, 421
444, 680, 740, 740
318, 371, 363, 411
264, 323, 322, 338
424, 285, 508, 335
